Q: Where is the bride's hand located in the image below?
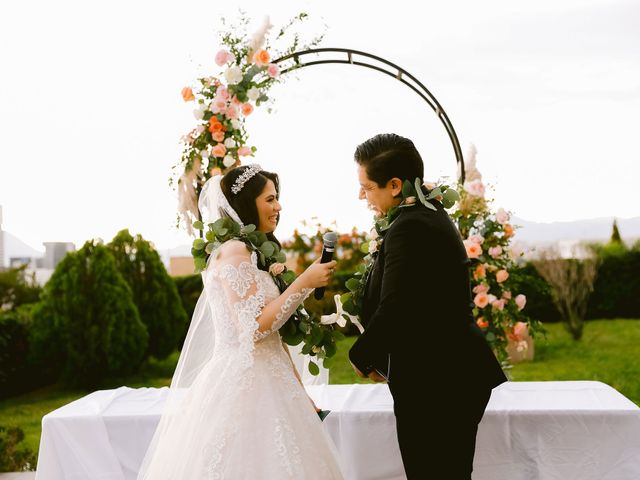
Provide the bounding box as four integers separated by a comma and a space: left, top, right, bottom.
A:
299, 260, 337, 289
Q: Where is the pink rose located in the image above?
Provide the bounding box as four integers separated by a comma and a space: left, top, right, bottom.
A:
464, 240, 482, 259
510, 245, 523, 258
496, 208, 510, 225
211, 96, 227, 114
513, 321, 528, 337
211, 144, 227, 157
267, 63, 280, 78
488, 246, 503, 258
215, 49, 234, 67
473, 292, 489, 308
515, 294, 527, 311
269, 263, 286, 276
241, 103, 254, 116
491, 299, 505, 311
468, 234, 484, 244
238, 146, 252, 156
463, 179, 485, 197
231, 95, 242, 106
473, 283, 489, 295
226, 105, 239, 120
212, 131, 225, 143
217, 86, 230, 100
496, 270, 509, 283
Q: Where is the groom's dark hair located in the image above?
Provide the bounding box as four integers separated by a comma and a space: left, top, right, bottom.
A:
354, 133, 424, 188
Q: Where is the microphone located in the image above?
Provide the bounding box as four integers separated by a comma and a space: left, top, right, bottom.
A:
314, 231, 338, 300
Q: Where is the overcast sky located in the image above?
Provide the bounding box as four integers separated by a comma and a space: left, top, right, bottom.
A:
1, 0, 638, 253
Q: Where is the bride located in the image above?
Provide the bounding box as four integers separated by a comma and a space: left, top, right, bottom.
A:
137, 164, 344, 479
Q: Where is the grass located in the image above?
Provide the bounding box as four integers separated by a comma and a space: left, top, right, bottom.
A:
1, 319, 639, 469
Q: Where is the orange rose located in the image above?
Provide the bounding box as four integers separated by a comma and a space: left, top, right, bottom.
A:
504, 224, 514, 238
464, 240, 482, 259
181, 86, 195, 102
253, 49, 270, 66
496, 269, 509, 283
208, 117, 225, 133
474, 292, 489, 308
476, 317, 489, 328
241, 103, 254, 116
473, 263, 487, 280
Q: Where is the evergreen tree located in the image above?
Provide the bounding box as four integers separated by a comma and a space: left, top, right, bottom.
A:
30, 241, 147, 388
610, 218, 623, 244
108, 230, 187, 359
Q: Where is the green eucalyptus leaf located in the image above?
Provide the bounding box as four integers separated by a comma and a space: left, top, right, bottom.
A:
193, 239, 205, 250
301, 343, 313, 355
241, 224, 256, 234
308, 361, 320, 376
311, 325, 324, 345
324, 341, 337, 358
259, 241, 276, 257
276, 251, 287, 263
345, 278, 360, 292
486, 332, 496, 342
194, 257, 207, 271
402, 180, 414, 198
331, 330, 346, 342
360, 242, 369, 254
415, 178, 428, 206
205, 230, 215, 242
205, 242, 215, 254
193, 220, 204, 230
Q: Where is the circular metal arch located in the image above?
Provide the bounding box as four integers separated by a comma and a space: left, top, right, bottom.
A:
274, 48, 465, 183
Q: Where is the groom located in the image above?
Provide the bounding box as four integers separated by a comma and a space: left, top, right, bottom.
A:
349, 133, 507, 479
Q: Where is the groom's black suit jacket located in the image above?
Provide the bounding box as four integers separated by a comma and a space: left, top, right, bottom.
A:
349, 201, 507, 394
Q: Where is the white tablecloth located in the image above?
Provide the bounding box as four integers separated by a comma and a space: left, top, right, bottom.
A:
35, 381, 640, 480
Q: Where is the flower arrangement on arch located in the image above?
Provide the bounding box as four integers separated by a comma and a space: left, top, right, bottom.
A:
175, 13, 324, 235
450, 145, 543, 364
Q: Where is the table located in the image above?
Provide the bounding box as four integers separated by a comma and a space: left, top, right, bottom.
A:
35, 381, 640, 479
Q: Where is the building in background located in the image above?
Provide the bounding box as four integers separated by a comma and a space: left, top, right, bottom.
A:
42, 242, 75, 269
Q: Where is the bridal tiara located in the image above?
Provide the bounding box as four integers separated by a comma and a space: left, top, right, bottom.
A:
231, 164, 262, 194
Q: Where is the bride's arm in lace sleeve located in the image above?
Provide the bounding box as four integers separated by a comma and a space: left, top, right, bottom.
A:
217, 241, 336, 340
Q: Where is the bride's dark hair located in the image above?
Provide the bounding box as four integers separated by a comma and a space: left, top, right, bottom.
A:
220, 165, 282, 250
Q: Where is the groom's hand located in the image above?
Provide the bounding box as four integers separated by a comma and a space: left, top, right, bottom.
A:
367, 371, 386, 383
350, 361, 367, 379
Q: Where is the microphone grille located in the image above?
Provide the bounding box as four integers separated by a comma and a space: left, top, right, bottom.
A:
323, 231, 338, 248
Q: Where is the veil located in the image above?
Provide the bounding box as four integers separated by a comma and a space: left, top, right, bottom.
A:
136, 175, 242, 478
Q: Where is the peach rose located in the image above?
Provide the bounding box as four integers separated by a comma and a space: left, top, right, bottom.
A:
476, 317, 489, 329
491, 299, 505, 311
464, 240, 482, 259
513, 321, 528, 338
504, 224, 514, 238
488, 246, 503, 258
267, 63, 280, 78
253, 49, 270, 66
181, 87, 195, 102
226, 105, 239, 120
474, 292, 489, 308
241, 103, 254, 116
502, 290, 512, 300
212, 131, 225, 142
515, 294, 527, 311
496, 269, 509, 283
269, 263, 286, 276
473, 263, 487, 280
217, 85, 229, 100
238, 146, 252, 157
473, 283, 489, 295
211, 144, 227, 157
209, 167, 222, 177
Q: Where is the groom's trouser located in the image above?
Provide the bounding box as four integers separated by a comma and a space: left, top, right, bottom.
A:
389, 382, 492, 480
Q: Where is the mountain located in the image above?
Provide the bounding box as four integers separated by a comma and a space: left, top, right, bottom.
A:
511, 216, 640, 245
2, 231, 44, 266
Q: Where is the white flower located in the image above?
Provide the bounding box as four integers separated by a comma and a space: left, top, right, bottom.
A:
224, 137, 236, 148
223, 155, 236, 167
224, 66, 243, 85
369, 240, 378, 254
247, 87, 261, 101
231, 119, 241, 130
193, 109, 204, 120
496, 208, 510, 225
200, 149, 209, 160
367, 228, 379, 241
195, 125, 205, 134
321, 295, 364, 333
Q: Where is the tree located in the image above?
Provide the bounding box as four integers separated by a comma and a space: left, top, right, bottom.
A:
533, 246, 599, 340
610, 218, 623, 244
0, 265, 41, 312
30, 241, 148, 388
108, 230, 187, 359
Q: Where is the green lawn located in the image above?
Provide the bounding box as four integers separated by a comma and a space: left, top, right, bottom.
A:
1, 319, 639, 469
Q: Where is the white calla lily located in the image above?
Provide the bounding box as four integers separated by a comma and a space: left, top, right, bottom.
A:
320, 294, 364, 334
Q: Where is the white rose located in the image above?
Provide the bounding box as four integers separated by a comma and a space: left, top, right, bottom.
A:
195, 125, 205, 134
369, 240, 378, 254
230, 119, 241, 130
224, 66, 243, 85
367, 228, 379, 241
224, 137, 236, 148
223, 155, 236, 167
247, 87, 260, 101
193, 109, 204, 120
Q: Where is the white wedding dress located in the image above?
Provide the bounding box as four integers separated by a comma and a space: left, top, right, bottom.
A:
136, 239, 345, 479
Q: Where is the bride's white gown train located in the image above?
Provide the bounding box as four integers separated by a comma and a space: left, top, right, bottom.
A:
137, 241, 344, 479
